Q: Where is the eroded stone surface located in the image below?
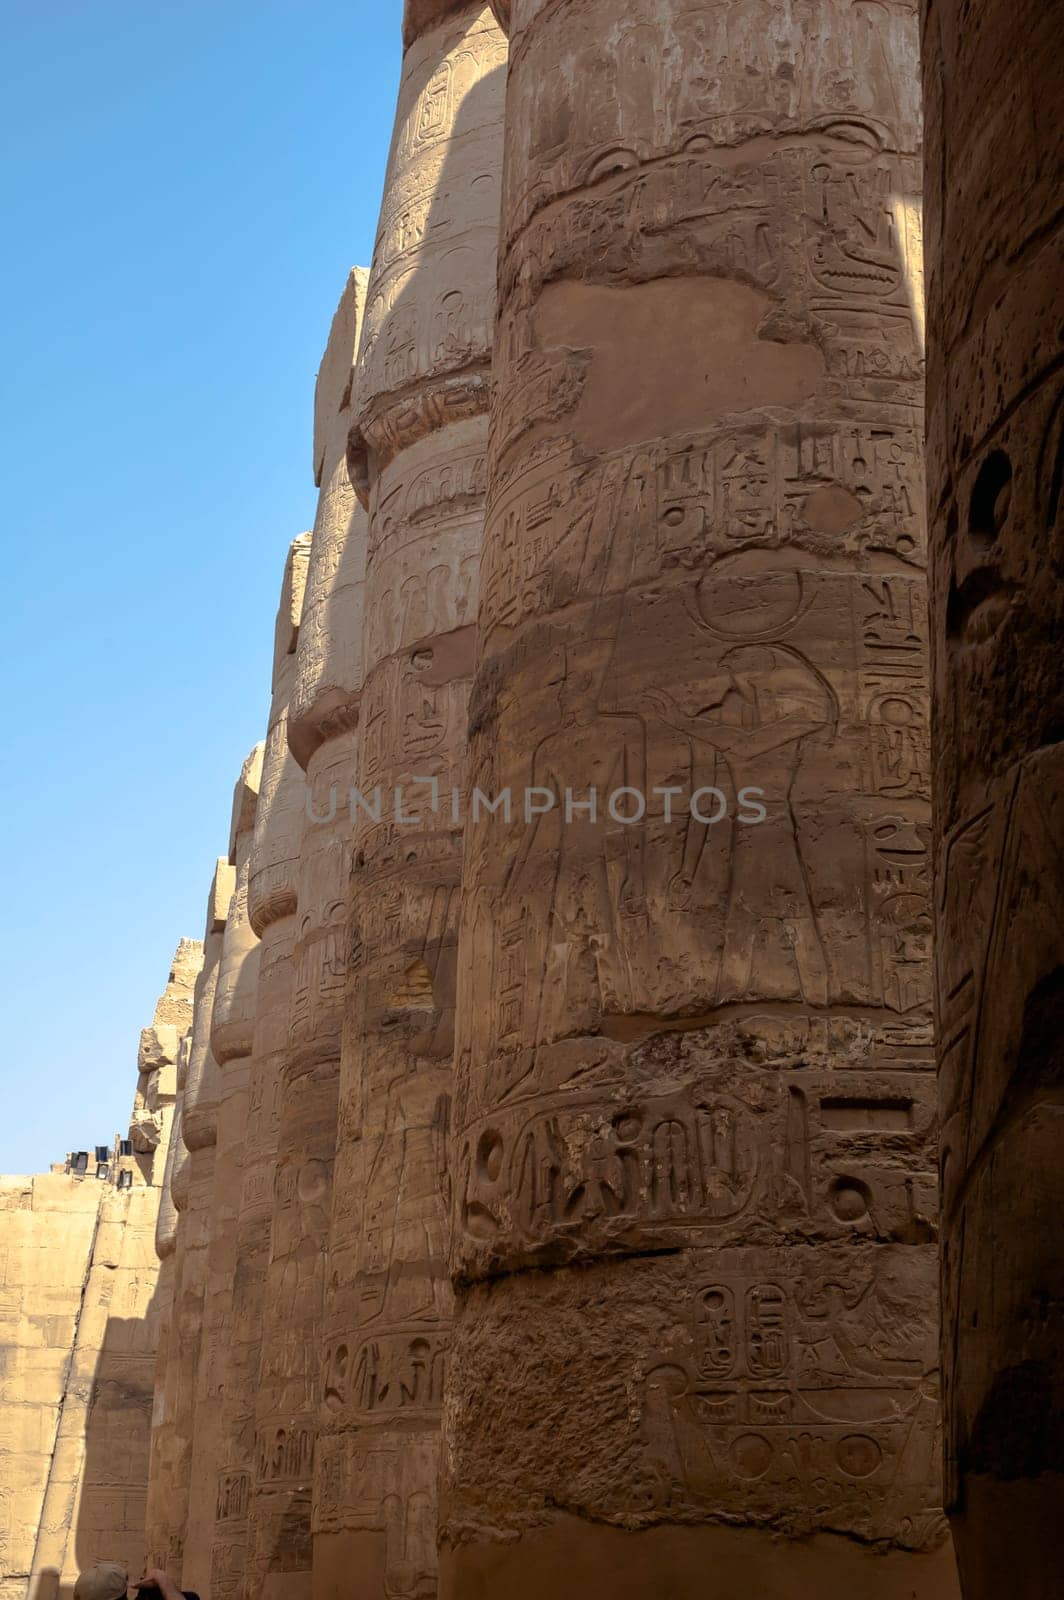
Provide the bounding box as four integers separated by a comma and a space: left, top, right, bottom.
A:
313, 12, 505, 1600
181, 751, 263, 1599
245, 339, 369, 1600
14, 3, 1045, 1594
146, 867, 233, 1578
2, 943, 200, 1600
923, 2, 1064, 1594
290, 271, 369, 774
210, 543, 310, 1600
443, 0, 952, 1592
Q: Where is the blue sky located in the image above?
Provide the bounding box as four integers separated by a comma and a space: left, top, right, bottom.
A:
0, 2, 402, 1173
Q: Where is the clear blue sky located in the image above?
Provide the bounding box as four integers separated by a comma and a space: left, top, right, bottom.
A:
0, 2, 402, 1174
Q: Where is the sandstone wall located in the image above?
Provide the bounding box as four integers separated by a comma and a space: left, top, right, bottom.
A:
1, 942, 200, 1600
0, 1176, 101, 1600
922, 2, 1064, 1595
29, 1188, 162, 1598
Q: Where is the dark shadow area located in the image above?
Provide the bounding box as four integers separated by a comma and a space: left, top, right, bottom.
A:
72, 1290, 162, 1588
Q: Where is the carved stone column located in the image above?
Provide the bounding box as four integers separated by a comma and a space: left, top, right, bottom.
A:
444, 2, 956, 1593
922, 3, 1064, 1594
311, 10, 505, 1599
236, 270, 370, 1600
233, 535, 313, 1600
142, 934, 204, 1574
147, 875, 231, 1576
180, 747, 263, 1598
129, 937, 202, 1180
145, 1034, 187, 1570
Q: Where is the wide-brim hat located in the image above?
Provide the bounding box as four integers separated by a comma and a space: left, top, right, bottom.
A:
74, 1563, 129, 1600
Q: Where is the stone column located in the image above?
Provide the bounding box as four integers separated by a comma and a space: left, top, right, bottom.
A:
922, 3, 1064, 1595
181, 747, 263, 1599
237, 271, 370, 1600
225, 535, 311, 1600
147, 863, 234, 1576
145, 1032, 188, 1571
444, 3, 956, 1594
311, 10, 505, 1599
129, 938, 202, 1183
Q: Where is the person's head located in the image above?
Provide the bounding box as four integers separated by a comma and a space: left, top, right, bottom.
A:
74, 1564, 129, 1600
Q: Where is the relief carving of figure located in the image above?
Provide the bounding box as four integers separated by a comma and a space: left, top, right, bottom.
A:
647, 639, 837, 1005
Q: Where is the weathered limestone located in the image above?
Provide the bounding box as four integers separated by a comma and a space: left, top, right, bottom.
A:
922, 3, 1064, 1595
28, 9, 1064, 1592
30, 1186, 161, 1597
1, 943, 199, 1600
182, 749, 263, 1599
289, 269, 370, 774
243, 278, 371, 1600
403, 0, 473, 49
147, 865, 234, 1576
145, 1034, 189, 1572
443, 2, 954, 1594
233, 537, 312, 1600
48, 946, 199, 1594
130, 939, 202, 1177
238, 273, 371, 1600
312, 12, 505, 1599
0, 1176, 101, 1600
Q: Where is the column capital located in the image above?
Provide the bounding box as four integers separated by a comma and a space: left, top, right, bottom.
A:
402, 0, 475, 48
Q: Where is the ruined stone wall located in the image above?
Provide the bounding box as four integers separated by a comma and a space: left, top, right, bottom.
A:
0, 1177, 101, 1600
129, 942, 203, 1184
922, 2, 1064, 1596
1, 943, 200, 1600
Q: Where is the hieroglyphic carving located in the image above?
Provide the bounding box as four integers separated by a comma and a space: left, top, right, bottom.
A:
313, 1434, 439, 1600
209, 540, 305, 1600
216, 1470, 250, 1524
456, 1017, 938, 1277
349, 11, 506, 489
145, 881, 228, 1579
313, 10, 504, 1600
180, 751, 262, 1599
445, 0, 951, 1590
641, 1245, 943, 1545
290, 268, 369, 773
211, 274, 370, 1600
